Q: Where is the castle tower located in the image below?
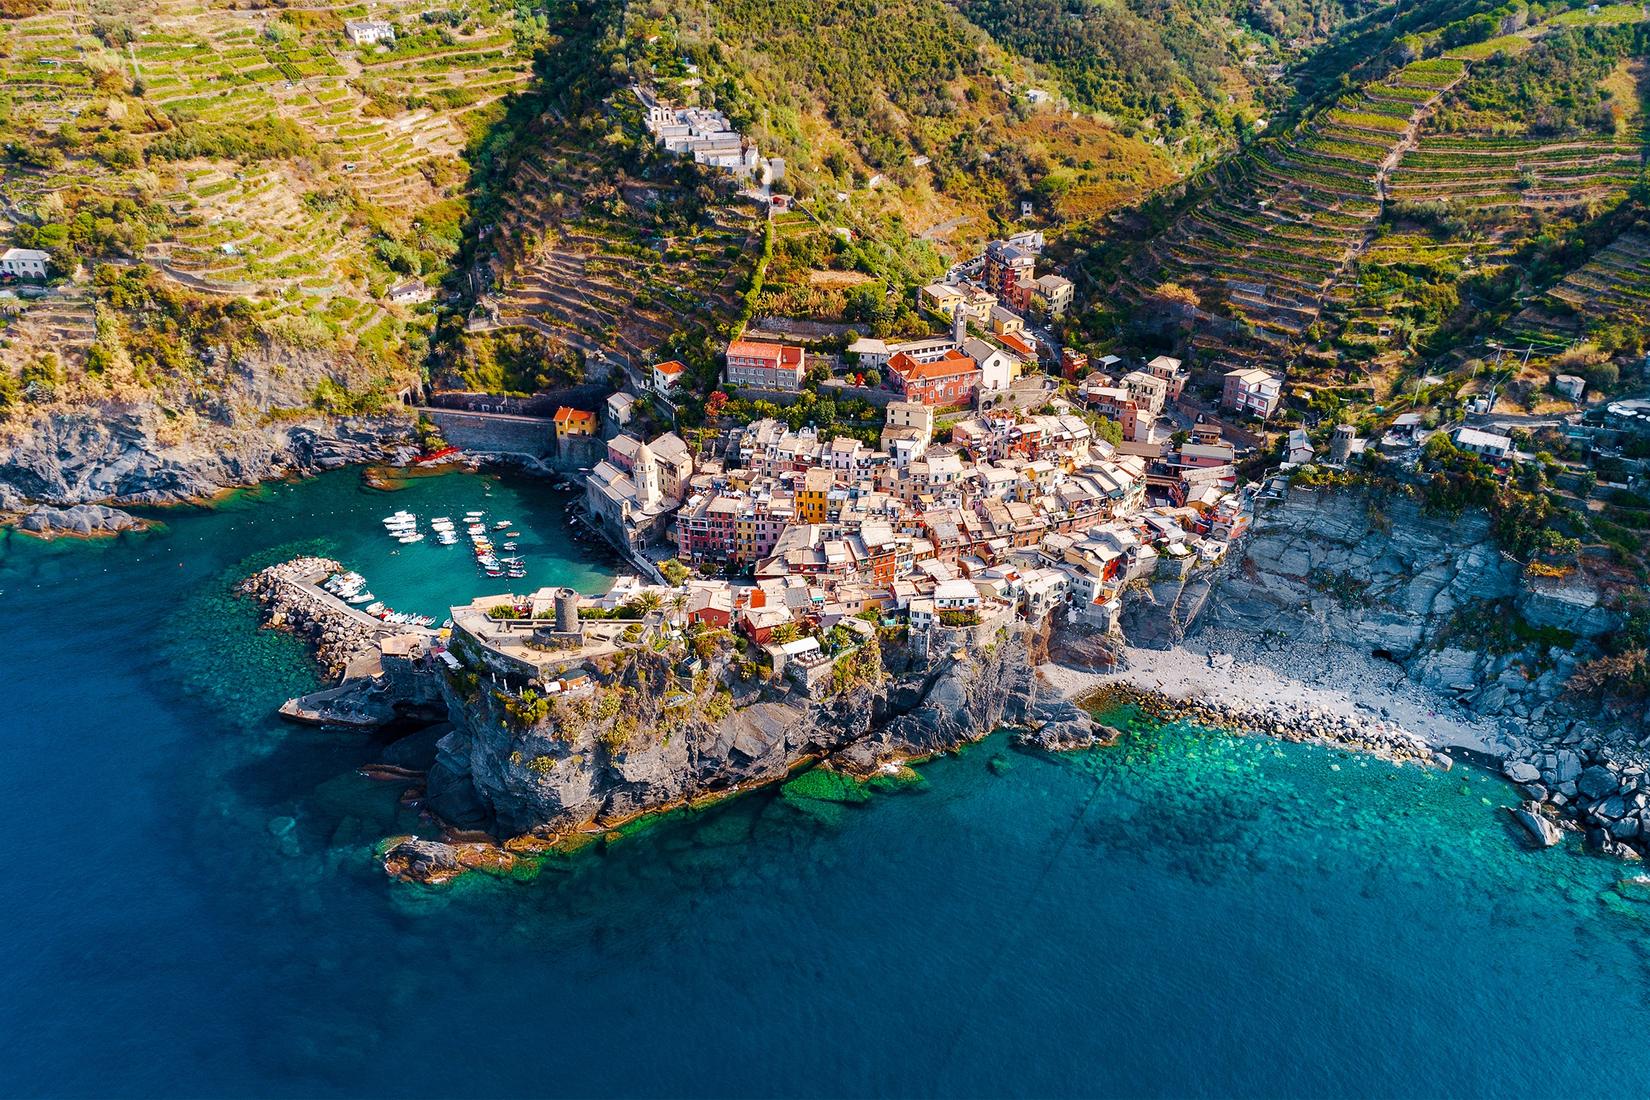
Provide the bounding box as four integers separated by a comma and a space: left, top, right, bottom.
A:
952, 305, 967, 347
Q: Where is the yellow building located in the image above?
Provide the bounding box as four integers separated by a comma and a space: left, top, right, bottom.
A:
553, 406, 597, 439
796, 467, 833, 525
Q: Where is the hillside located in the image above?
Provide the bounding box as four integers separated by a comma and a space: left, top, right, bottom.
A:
0, 0, 557, 420
458, 0, 1200, 395
625, 0, 1185, 248
957, 0, 1381, 145
1078, 0, 1649, 412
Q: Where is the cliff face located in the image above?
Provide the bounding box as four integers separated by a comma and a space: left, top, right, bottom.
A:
1153, 486, 1622, 727
0, 344, 418, 511
0, 406, 417, 510
426, 620, 1072, 838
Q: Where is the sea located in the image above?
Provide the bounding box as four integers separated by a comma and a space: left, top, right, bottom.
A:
2, 467, 1648, 1098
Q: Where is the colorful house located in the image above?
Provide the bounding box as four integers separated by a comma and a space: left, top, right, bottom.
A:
888, 349, 981, 407
726, 339, 805, 391
553, 406, 597, 439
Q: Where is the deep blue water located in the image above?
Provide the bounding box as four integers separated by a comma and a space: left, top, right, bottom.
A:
3, 468, 1649, 1098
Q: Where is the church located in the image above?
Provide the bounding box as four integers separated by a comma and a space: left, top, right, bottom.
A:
584, 431, 694, 551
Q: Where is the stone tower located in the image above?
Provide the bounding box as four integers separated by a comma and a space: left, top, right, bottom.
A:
1329, 423, 1357, 465
952, 304, 967, 346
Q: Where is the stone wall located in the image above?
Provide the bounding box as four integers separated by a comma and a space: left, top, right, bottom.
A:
422, 409, 554, 457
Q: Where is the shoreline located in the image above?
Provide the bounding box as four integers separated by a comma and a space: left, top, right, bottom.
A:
1039, 633, 1515, 767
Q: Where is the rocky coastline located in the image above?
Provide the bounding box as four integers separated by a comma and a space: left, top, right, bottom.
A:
225, 476, 1650, 884
0, 401, 418, 511
1070, 678, 1448, 768
1131, 485, 1648, 858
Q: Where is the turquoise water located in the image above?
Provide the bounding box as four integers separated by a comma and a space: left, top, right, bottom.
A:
3, 468, 1649, 1097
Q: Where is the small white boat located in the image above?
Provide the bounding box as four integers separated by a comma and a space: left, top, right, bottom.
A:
347, 591, 375, 604
397, 533, 424, 544
364, 602, 385, 615
492, 520, 512, 530
502, 541, 518, 550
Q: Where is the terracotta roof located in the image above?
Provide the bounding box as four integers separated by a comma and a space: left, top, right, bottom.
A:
727, 339, 804, 367
654, 359, 686, 376
999, 331, 1036, 357
554, 406, 596, 425
894, 349, 979, 382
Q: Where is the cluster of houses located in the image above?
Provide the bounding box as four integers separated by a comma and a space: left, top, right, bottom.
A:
921, 232, 1074, 326
576, 380, 1249, 657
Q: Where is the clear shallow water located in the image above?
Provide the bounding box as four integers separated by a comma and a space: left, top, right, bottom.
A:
2, 469, 1649, 1098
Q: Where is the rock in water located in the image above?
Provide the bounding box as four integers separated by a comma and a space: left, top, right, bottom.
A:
1510, 803, 1562, 848
381, 838, 462, 883
1503, 760, 1541, 784
15, 503, 142, 537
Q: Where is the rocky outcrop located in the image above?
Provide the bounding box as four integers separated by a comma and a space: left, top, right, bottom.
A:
1510, 802, 1564, 848
1197, 488, 1527, 655
426, 621, 1059, 839
10, 502, 144, 537
0, 403, 417, 508
380, 836, 517, 884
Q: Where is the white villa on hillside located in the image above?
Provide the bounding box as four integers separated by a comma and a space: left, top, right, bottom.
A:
344, 19, 395, 45
1, 248, 49, 279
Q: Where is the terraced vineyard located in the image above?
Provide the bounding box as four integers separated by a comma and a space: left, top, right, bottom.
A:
1387, 132, 1643, 211
1118, 56, 1471, 357
1503, 230, 1650, 352
1106, 3, 1648, 390
0, 0, 540, 376
476, 83, 764, 370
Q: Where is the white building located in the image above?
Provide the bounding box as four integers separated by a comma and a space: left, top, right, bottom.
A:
933, 578, 981, 611
963, 338, 1016, 393
1453, 426, 1513, 459
652, 359, 686, 395
344, 19, 395, 45
1, 248, 49, 279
